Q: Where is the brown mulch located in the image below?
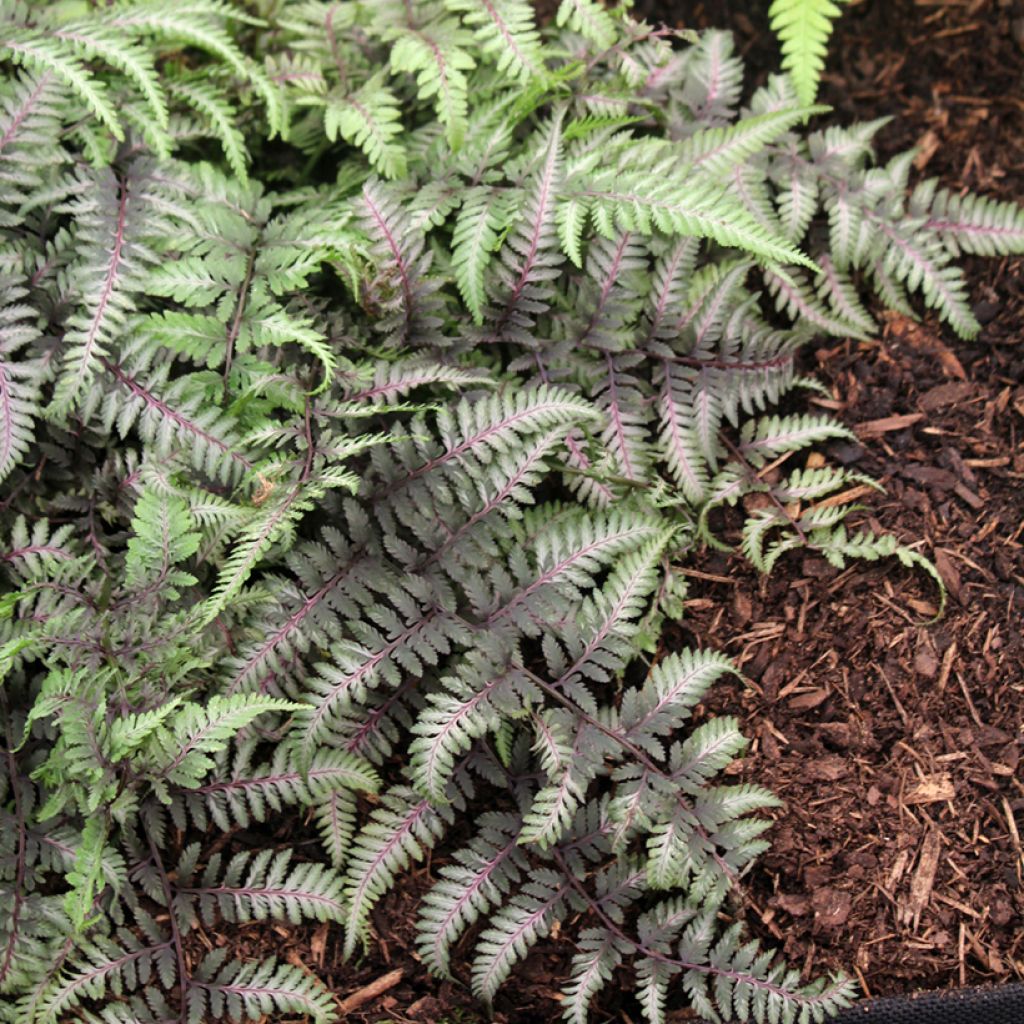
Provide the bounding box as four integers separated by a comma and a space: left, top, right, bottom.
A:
658, 0, 1024, 1002
216, 2, 1023, 1020
682, 314, 1024, 998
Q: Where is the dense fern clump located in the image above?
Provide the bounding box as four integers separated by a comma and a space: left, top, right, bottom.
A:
2, 2, 1023, 1022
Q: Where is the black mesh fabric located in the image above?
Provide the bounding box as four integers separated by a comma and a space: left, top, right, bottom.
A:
833, 983, 1024, 1024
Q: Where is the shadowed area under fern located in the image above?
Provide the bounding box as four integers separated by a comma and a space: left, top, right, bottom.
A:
1, 1, 1022, 1023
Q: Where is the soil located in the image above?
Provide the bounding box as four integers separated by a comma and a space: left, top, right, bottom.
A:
223, 3, 1024, 1020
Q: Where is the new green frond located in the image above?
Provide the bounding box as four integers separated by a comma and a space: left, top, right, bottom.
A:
389, 20, 475, 149
1, 30, 123, 140
318, 74, 407, 180
167, 78, 249, 183
556, 1, 617, 51
453, 187, 515, 323
768, 0, 847, 105
124, 488, 200, 595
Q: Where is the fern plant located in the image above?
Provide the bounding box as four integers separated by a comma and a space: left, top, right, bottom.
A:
2, 2, 1023, 1023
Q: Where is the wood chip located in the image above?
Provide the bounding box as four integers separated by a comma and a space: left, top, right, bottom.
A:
855, 412, 924, 437
808, 755, 849, 782
902, 830, 942, 930
887, 848, 911, 890
1002, 796, 1023, 885
953, 481, 985, 509
812, 887, 852, 929
788, 687, 830, 710
806, 483, 878, 514
918, 381, 975, 412
776, 892, 811, 916
905, 773, 956, 805
913, 128, 941, 170
310, 921, 328, 968
933, 549, 962, 602
937, 641, 958, 694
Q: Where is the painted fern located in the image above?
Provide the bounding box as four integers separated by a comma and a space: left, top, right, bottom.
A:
1, 2, 1020, 1022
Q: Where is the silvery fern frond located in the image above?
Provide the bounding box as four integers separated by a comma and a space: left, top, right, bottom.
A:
0, 278, 41, 485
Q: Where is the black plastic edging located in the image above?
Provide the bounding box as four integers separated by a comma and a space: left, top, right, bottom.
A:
833, 982, 1024, 1023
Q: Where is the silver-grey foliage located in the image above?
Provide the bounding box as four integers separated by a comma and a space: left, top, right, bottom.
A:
2, 2, 1021, 1023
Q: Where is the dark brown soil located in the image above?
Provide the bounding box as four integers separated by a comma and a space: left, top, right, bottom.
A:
224, 3, 1024, 1020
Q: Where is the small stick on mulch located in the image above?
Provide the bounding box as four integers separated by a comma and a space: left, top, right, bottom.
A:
338, 968, 405, 1014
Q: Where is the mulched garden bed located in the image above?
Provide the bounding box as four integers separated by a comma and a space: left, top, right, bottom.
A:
224, 2, 1023, 1019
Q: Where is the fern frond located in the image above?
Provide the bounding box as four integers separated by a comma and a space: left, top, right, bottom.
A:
768, 0, 846, 105
342, 786, 450, 958
166, 78, 248, 183
389, 20, 475, 149
577, 172, 817, 269
416, 812, 526, 977
487, 112, 565, 342
1, 31, 122, 140
0, 283, 41, 486
183, 744, 378, 832
922, 185, 1024, 257
319, 74, 407, 179
123, 488, 200, 597
359, 179, 445, 346
562, 928, 629, 1024
202, 460, 365, 624
739, 412, 852, 467
453, 186, 514, 323
410, 663, 527, 803
31, 935, 171, 1022
656, 362, 709, 504
188, 953, 338, 1024
50, 168, 140, 413
872, 221, 980, 338
556, 0, 617, 50
178, 848, 345, 926
445, 0, 545, 83
471, 869, 571, 1003
99, 356, 252, 484
680, 105, 826, 177
621, 649, 737, 751
680, 32, 744, 123
144, 695, 300, 793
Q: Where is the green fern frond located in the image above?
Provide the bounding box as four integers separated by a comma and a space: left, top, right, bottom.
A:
556, 0, 617, 50
453, 186, 515, 323
144, 695, 301, 792
768, 0, 847, 105
315, 73, 407, 179
1, 31, 123, 139
389, 20, 475, 149
166, 78, 249, 183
